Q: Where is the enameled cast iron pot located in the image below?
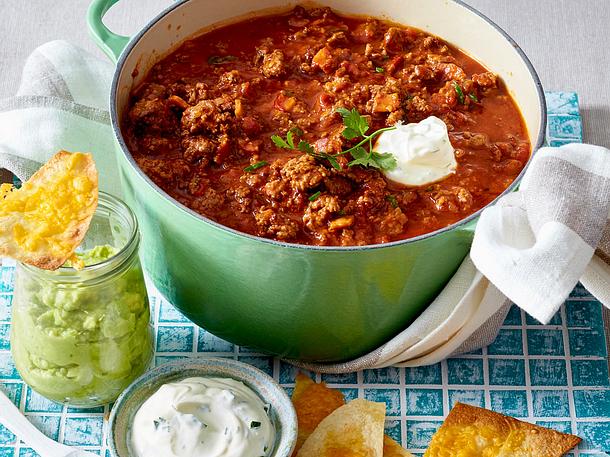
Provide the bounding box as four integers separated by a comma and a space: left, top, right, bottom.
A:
87, 0, 546, 362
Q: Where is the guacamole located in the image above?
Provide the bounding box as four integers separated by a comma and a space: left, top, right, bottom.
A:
11, 245, 153, 406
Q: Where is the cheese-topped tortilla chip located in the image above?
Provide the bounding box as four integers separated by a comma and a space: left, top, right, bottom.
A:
383, 436, 415, 457
0, 151, 98, 270
296, 399, 386, 457
291, 373, 346, 455
425, 403, 581, 457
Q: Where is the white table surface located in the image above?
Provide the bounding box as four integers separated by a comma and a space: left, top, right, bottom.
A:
0, 0, 609, 150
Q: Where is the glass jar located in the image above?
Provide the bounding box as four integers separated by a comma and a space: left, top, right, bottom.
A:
10, 192, 154, 407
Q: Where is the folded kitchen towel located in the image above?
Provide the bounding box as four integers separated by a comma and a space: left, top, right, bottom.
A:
295, 144, 610, 373
0, 40, 119, 193
2, 41, 610, 373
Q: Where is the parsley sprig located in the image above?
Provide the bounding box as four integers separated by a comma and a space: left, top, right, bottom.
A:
271, 108, 397, 171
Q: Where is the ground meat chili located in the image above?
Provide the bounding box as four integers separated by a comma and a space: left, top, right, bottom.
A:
123, 6, 531, 246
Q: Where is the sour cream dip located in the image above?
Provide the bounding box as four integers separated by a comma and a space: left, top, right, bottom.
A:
376, 116, 457, 186
130, 377, 275, 457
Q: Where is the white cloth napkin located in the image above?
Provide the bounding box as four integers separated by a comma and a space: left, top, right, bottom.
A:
0, 40, 119, 194
2, 41, 610, 373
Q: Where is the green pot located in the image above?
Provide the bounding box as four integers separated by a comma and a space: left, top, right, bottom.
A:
88, 0, 546, 362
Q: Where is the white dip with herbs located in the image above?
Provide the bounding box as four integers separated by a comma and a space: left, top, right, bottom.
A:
376, 116, 457, 186
130, 377, 274, 457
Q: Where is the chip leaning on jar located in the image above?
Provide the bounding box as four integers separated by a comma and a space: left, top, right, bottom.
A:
4, 151, 154, 407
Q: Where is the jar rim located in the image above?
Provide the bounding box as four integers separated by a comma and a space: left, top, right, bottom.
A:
19, 191, 140, 281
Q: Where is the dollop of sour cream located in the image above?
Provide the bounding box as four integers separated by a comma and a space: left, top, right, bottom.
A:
376, 116, 457, 186
130, 377, 275, 457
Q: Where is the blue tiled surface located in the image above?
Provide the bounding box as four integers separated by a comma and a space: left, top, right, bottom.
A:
0, 93, 608, 456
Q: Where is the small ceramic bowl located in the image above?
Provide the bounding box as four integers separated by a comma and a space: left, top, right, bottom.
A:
107, 358, 298, 457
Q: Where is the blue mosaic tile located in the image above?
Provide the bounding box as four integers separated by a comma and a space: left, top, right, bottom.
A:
365, 388, 401, 416
572, 360, 610, 387
0, 325, 10, 351
0, 448, 14, 457
545, 92, 580, 115
66, 405, 105, 414
535, 420, 574, 435
447, 389, 485, 409
0, 353, 17, 380
197, 330, 234, 353
154, 355, 191, 366
406, 420, 442, 449
532, 389, 570, 417
238, 356, 273, 376
571, 283, 594, 298
488, 359, 525, 386
548, 115, 582, 140
277, 362, 314, 384
363, 366, 400, 384
577, 422, 610, 450
18, 449, 41, 457
321, 372, 357, 384
405, 364, 441, 385
157, 299, 190, 323
0, 425, 15, 446
569, 329, 607, 357
155, 326, 194, 352
24, 387, 62, 413
0, 383, 22, 406
63, 417, 104, 446
406, 389, 443, 416
549, 139, 580, 147
503, 305, 522, 325
489, 390, 529, 418
487, 329, 523, 355
526, 309, 562, 325
566, 300, 604, 328
446, 358, 484, 385
573, 390, 610, 418
0, 268, 14, 293
338, 388, 358, 402
384, 420, 402, 443
24, 416, 60, 441
527, 329, 564, 356
529, 359, 567, 386
0, 295, 12, 322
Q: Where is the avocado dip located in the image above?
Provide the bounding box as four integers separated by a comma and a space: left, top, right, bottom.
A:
11, 244, 153, 407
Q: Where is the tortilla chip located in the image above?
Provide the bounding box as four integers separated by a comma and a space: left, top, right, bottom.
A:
424, 403, 581, 457
291, 373, 346, 455
296, 399, 386, 457
0, 151, 98, 270
383, 435, 415, 457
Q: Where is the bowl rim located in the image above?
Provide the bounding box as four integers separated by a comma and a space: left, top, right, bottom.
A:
109, 0, 547, 252
107, 357, 297, 457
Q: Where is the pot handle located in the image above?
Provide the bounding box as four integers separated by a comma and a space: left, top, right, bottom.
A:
87, 0, 130, 62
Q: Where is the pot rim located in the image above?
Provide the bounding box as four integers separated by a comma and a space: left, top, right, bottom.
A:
110, 0, 547, 252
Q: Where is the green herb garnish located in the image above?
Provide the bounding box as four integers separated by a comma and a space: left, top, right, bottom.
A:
453, 81, 465, 104
468, 93, 479, 103
208, 55, 238, 65
250, 421, 262, 429
308, 191, 321, 202
385, 195, 398, 208
243, 161, 268, 172
336, 108, 397, 170
271, 108, 397, 171
375, 67, 385, 73
271, 132, 342, 170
